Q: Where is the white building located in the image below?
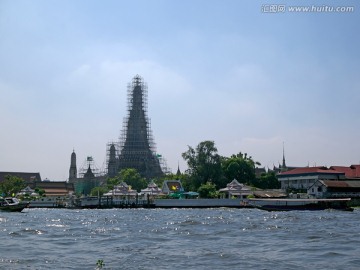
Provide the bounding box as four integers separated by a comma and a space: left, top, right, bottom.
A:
219, 179, 252, 199
308, 180, 360, 198
277, 166, 345, 191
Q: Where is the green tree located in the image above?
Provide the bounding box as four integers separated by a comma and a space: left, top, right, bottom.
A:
34, 188, 46, 197
197, 182, 218, 198
106, 176, 120, 190
182, 140, 224, 190
90, 186, 109, 197
108, 168, 147, 192
222, 152, 260, 185
254, 172, 280, 189
0, 175, 26, 197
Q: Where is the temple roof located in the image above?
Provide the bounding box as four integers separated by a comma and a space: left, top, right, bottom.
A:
219, 179, 251, 192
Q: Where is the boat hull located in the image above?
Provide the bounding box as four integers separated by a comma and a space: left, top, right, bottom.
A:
0, 202, 29, 212
154, 198, 250, 208
249, 198, 353, 211
255, 203, 353, 211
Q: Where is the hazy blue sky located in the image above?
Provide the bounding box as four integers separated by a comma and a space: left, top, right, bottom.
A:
1, 0, 359, 180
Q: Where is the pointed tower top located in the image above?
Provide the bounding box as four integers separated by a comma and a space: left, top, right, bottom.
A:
133, 74, 142, 86
281, 142, 287, 171
71, 150, 76, 163
84, 164, 95, 179
176, 162, 181, 176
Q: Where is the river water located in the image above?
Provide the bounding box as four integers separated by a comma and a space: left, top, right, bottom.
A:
1, 208, 359, 269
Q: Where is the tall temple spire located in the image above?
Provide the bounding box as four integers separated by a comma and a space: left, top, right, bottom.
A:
107, 143, 118, 178
281, 142, 287, 171
69, 150, 77, 180
115, 75, 163, 179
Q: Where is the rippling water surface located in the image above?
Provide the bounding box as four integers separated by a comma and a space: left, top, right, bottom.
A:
1, 208, 360, 269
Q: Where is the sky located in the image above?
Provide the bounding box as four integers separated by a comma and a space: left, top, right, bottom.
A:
0, 0, 359, 180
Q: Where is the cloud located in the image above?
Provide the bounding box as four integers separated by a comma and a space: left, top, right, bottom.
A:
72, 64, 92, 77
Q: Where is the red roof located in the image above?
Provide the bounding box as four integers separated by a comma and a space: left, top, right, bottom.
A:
279, 166, 344, 176
330, 165, 360, 178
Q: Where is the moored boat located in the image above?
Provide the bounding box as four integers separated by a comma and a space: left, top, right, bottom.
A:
0, 197, 29, 212
249, 198, 353, 211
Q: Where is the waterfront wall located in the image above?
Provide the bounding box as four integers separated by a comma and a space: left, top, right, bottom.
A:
154, 198, 244, 208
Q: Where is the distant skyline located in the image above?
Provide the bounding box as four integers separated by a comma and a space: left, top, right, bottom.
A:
1, 0, 359, 180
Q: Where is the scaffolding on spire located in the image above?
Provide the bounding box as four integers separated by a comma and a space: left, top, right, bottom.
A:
107, 75, 164, 179
78, 156, 103, 178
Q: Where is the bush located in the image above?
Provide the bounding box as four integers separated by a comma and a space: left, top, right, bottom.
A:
197, 182, 218, 198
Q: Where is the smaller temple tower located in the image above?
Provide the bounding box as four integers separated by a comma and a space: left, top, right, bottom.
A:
69, 150, 77, 180
107, 143, 118, 178
176, 162, 181, 176
84, 165, 95, 179
68, 152, 106, 195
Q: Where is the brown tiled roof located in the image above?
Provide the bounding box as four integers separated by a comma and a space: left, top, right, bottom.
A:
42, 188, 72, 196
321, 180, 349, 188
321, 180, 360, 188
33, 182, 74, 189
30, 181, 74, 196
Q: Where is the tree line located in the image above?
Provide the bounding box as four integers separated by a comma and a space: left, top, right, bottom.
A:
0, 140, 280, 198
0, 175, 26, 197
181, 140, 280, 192
97, 140, 279, 197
